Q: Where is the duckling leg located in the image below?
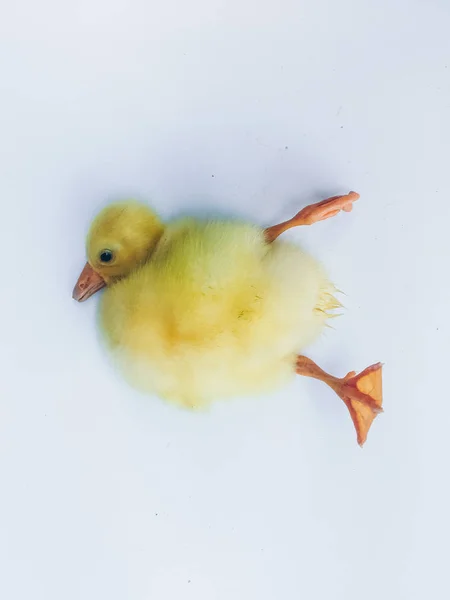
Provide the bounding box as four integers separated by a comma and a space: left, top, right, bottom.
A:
264, 191, 359, 243
295, 356, 383, 446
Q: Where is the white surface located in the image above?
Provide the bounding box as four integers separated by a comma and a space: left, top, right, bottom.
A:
1, 1, 449, 598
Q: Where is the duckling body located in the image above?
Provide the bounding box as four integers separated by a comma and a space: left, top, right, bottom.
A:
74, 192, 383, 446
101, 218, 335, 408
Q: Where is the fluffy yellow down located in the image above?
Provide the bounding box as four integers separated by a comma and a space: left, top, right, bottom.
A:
99, 216, 338, 408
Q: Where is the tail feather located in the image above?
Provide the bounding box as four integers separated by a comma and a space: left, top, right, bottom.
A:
314, 283, 344, 320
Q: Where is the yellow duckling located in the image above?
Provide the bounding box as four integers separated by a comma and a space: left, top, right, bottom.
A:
73, 192, 382, 445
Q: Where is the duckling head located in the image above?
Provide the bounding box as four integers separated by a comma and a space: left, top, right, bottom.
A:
73, 200, 164, 302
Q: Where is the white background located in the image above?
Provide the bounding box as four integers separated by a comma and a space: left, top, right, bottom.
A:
1, 1, 449, 598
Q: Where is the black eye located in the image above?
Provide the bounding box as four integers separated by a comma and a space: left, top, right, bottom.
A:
99, 249, 114, 263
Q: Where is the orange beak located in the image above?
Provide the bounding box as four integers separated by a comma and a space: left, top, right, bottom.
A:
72, 262, 106, 302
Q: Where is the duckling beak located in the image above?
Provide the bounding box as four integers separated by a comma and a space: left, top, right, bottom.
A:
73, 262, 106, 302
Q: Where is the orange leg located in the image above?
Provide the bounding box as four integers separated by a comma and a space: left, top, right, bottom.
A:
264, 191, 359, 243
296, 356, 383, 446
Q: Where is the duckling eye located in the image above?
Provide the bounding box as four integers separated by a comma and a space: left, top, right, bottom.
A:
99, 249, 114, 263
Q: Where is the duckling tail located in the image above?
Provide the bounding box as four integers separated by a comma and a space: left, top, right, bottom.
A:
314, 283, 344, 321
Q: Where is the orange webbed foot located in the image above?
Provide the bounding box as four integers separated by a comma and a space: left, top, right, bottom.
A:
294, 191, 360, 225
264, 191, 360, 243
336, 363, 383, 447
295, 356, 383, 447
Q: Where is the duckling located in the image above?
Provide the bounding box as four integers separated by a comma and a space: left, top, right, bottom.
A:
73, 192, 382, 446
